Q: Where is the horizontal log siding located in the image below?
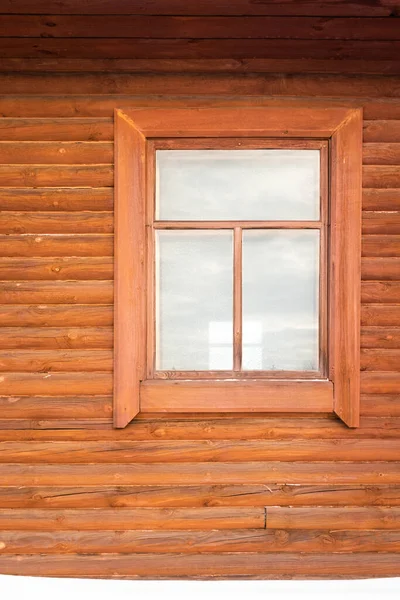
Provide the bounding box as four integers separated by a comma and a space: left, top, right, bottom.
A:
0, 69, 399, 579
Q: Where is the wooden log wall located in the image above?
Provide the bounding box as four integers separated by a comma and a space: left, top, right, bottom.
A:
0, 0, 399, 581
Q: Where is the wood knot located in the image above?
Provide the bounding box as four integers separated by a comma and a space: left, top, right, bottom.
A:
153, 427, 166, 437
320, 533, 335, 546
274, 530, 289, 546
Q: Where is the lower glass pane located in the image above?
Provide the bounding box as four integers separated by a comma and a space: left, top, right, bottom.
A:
242, 230, 320, 371
156, 230, 233, 371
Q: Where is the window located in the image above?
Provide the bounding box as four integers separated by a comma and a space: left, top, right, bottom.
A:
114, 105, 362, 428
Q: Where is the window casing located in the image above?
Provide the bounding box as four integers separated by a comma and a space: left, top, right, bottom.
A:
114, 104, 362, 428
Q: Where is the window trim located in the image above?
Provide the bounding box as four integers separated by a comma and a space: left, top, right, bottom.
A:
114, 104, 362, 428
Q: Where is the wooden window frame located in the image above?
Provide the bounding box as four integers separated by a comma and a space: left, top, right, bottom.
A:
150, 137, 328, 382
114, 105, 362, 429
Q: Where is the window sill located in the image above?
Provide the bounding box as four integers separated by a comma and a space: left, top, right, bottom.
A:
140, 379, 333, 413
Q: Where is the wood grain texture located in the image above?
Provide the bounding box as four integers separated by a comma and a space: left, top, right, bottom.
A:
330, 108, 363, 426
363, 188, 400, 210
362, 257, 400, 279
0, 327, 112, 350
0, 350, 113, 372
0, 396, 112, 419
0, 552, 398, 578
363, 143, 400, 164
363, 215, 400, 235
266, 507, 400, 529
123, 105, 356, 137
0, 141, 112, 164
0, 96, 398, 119
2, 462, 399, 486
1, 74, 400, 97
2, 38, 400, 61
4, 58, 400, 75
361, 348, 400, 370
361, 372, 400, 393
361, 394, 400, 416
0, 235, 113, 257
0, 212, 113, 234
0, 1, 396, 17
363, 120, 400, 142
1, 529, 400, 554
362, 281, 400, 302
0, 305, 113, 327
0, 118, 113, 140
0, 373, 112, 395
113, 110, 146, 427
2, 16, 400, 40
0, 484, 399, 508
0, 416, 398, 439
0, 165, 113, 187
362, 304, 400, 326
0, 188, 113, 211
361, 327, 400, 348
0, 439, 397, 462
0, 282, 113, 304
141, 380, 333, 413
0, 258, 113, 281
0, 60, 399, 580
363, 165, 400, 188
0, 508, 265, 531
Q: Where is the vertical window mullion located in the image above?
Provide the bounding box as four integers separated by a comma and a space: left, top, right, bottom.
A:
233, 226, 243, 372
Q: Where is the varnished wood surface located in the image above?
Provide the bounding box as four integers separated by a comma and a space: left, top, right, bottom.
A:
0, 529, 400, 553
0, 1, 398, 17
2, 15, 400, 40
0, 439, 399, 462
0, 62, 400, 578
0, 2, 399, 78
2, 74, 400, 97
0, 552, 398, 578
2, 462, 400, 486
0, 484, 400, 508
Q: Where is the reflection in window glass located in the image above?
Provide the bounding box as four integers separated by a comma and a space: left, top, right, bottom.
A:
242, 230, 320, 371
156, 149, 320, 221
156, 231, 233, 371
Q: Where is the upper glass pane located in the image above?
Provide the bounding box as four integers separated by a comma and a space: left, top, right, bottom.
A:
156, 149, 320, 221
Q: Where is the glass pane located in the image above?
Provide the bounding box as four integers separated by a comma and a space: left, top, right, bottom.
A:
156, 149, 320, 221
156, 231, 233, 371
242, 230, 320, 371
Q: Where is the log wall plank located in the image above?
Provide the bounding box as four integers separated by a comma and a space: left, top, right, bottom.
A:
0, 439, 398, 462
2, 463, 399, 486
266, 507, 400, 529
0, 484, 399, 508
0, 508, 265, 531
0, 258, 113, 281
2, 16, 400, 41
0, 529, 399, 554
0, 553, 398, 578
0, 1, 395, 17
0, 188, 113, 212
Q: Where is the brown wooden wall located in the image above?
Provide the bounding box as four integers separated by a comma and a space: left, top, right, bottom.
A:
0, 0, 399, 581
0, 72, 399, 579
